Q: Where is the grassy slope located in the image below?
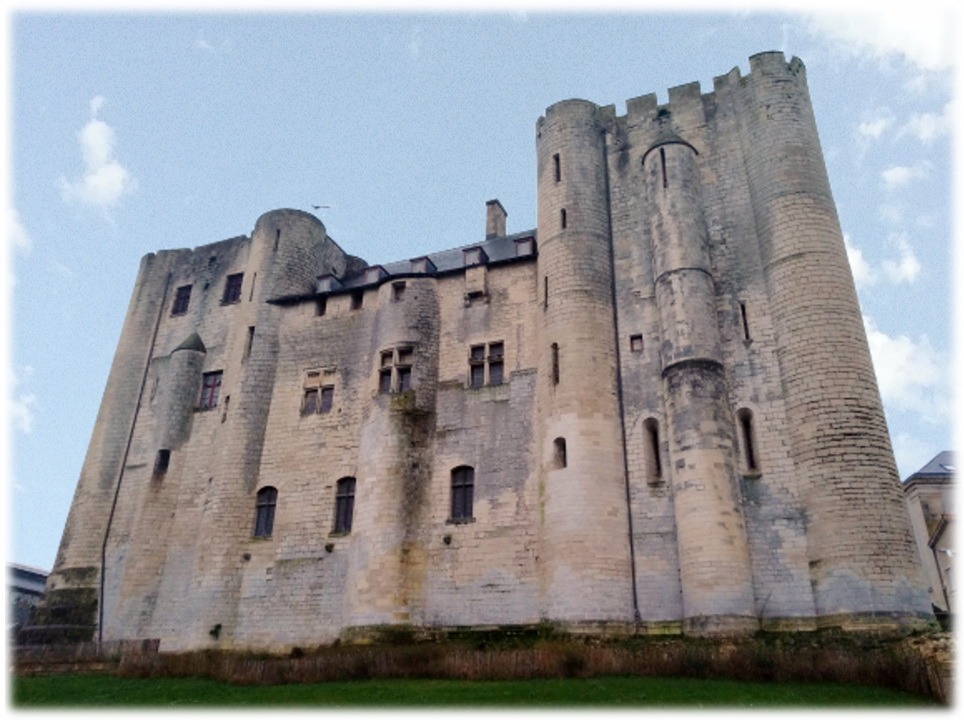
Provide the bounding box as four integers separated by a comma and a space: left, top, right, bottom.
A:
12, 673, 937, 708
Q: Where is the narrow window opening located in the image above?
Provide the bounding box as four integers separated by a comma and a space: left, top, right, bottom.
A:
243, 326, 255, 361
333, 477, 355, 533
171, 285, 192, 316
379, 369, 392, 394
659, 147, 668, 189
488, 342, 504, 386
553, 437, 567, 469
253, 486, 278, 538
450, 466, 475, 522
350, 291, 364, 310
469, 344, 485, 387
153, 449, 171, 477
198, 371, 223, 410
222, 273, 244, 304
630, 334, 644, 352
644, 418, 662, 484
302, 388, 319, 415
274, 228, 281, 251
221, 395, 230, 423
560, 208, 567, 229
320, 386, 334, 413
553, 153, 561, 182
543, 276, 548, 310
249, 273, 257, 302
551, 343, 560, 386
740, 302, 751, 341
738, 408, 759, 474
397, 366, 412, 392
392, 281, 406, 302
316, 297, 327, 316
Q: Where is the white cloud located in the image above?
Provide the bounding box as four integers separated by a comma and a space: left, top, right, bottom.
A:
880, 163, 929, 190
863, 315, 946, 420
58, 97, 137, 212
898, 100, 954, 143
844, 233, 877, 288
9, 208, 32, 254
194, 32, 232, 54
805, 9, 953, 72
877, 203, 904, 225
881, 235, 921, 284
857, 115, 892, 140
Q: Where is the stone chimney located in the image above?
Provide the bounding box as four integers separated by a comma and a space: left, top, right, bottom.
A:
485, 199, 507, 239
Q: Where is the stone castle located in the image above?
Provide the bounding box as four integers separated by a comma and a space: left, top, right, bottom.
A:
36, 52, 933, 652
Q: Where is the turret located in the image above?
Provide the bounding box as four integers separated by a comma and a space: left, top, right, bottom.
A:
534, 99, 634, 623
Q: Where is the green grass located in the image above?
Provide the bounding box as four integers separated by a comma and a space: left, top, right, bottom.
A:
12, 673, 938, 707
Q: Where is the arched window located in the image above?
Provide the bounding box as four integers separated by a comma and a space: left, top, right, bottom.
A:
737, 408, 760, 474
334, 477, 356, 533
643, 418, 662, 485
451, 466, 475, 522
553, 437, 567, 469
253, 486, 278, 538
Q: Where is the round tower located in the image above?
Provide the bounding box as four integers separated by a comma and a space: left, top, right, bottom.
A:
642, 134, 756, 635
735, 52, 931, 627
155, 332, 206, 451
345, 276, 440, 630
534, 99, 634, 623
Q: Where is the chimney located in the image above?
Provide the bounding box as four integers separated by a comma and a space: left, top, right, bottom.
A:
485, 199, 507, 239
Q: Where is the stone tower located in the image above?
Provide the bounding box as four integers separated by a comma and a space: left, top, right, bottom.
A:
30, 52, 932, 652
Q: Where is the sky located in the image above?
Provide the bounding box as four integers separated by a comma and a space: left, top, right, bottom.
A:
4, 3, 959, 572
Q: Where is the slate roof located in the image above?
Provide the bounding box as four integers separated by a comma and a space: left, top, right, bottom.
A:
904, 451, 955, 484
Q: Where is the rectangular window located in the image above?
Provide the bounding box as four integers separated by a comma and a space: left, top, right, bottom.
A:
302, 388, 319, 415
450, 466, 474, 521
350, 291, 364, 310
630, 334, 643, 352
199, 371, 223, 409
470, 363, 485, 387
316, 297, 327, 316
551, 343, 560, 386
553, 153, 561, 182
171, 285, 192, 316
392, 281, 406, 302
379, 346, 415, 394
320, 386, 334, 413
397, 366, 412, 392
222, 273, 243, 304
243, 326, 255, 361
468, 341, 505, 387
379, 368, 392, 394
153, 449, 171, 476
334, 477, 356, 533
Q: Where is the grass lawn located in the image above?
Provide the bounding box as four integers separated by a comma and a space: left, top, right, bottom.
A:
12, 673, 938, 708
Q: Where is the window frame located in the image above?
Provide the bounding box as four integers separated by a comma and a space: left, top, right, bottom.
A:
222, 273, 244, 304
253, 486, 278, 538
198, 370, 223, 410
450, 466, 475, 522
333, 477, 356, 534
171, 285, 192, 316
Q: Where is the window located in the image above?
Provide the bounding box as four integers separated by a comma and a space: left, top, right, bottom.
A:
316, 297, 327, 316
660, 147, 668, 189
515, 237, 535, 257
243, 326, 255, 361
253, 486, 278, 538
450, 466, 474, 522
553, 153, 561, 182
333, 477, 355, 533
468, 341, 504, 387
560, 208, 567, 229
153, 449, 171, 477
198, 371, 223, 409
378, 347, 415, 394
630, 334, 644, 352
551, 343, 560, 385
644, 418, 662, 485
392, 281, 406, 302
737, 408, 760, 474
350, 291, 364, 310
302, 370, 334, 415
222, 273, 244, 304
171, 285, 192, 316
740, 302, 751, 341
553, 438, 567, 469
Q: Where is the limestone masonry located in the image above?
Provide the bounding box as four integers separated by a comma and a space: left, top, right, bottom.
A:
35, 52, 934, 651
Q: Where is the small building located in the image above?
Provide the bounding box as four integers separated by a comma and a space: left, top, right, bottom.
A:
903, 452, 955, 623
9, 563, 49, 632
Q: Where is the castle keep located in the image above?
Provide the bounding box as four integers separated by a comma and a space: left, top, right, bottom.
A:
37, 52, 933, 651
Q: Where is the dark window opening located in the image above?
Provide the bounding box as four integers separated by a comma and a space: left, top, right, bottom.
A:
249, 273, 257, 301
630, 334, 644, 352
551, 343, 560, 385
470, 362, 485, 387
379, 369, 392, 394
740, 302, 751, 341
489, 361, 504, 385
659, 147, 668, 189
397, 347, 414, 366
243, 326, 255, 361
320, 386, 334, 413
350, 291, 364, 310
553, 153, 561, 182
274, 228, 281, 251
554, 437, 567, 469
560, 208, 567, 229
316, 297, 327, 316
154, 449, 171, 476
253, 486, 278, 538
397, 366, 412, 392
644, 418, 662, 484
302, 388, 319, 415
738, 408, 759, 474
222, 273, 243, 304
171, 285, 192, 316
198, 371, 223, 409
334, 477, 355, 533
451, 466, 474, 521
392, 281, 406, 302
544, 276, 549, 309
221, 395, 230, 423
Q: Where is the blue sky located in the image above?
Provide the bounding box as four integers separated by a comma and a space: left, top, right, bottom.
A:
5, 4, 958, 571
